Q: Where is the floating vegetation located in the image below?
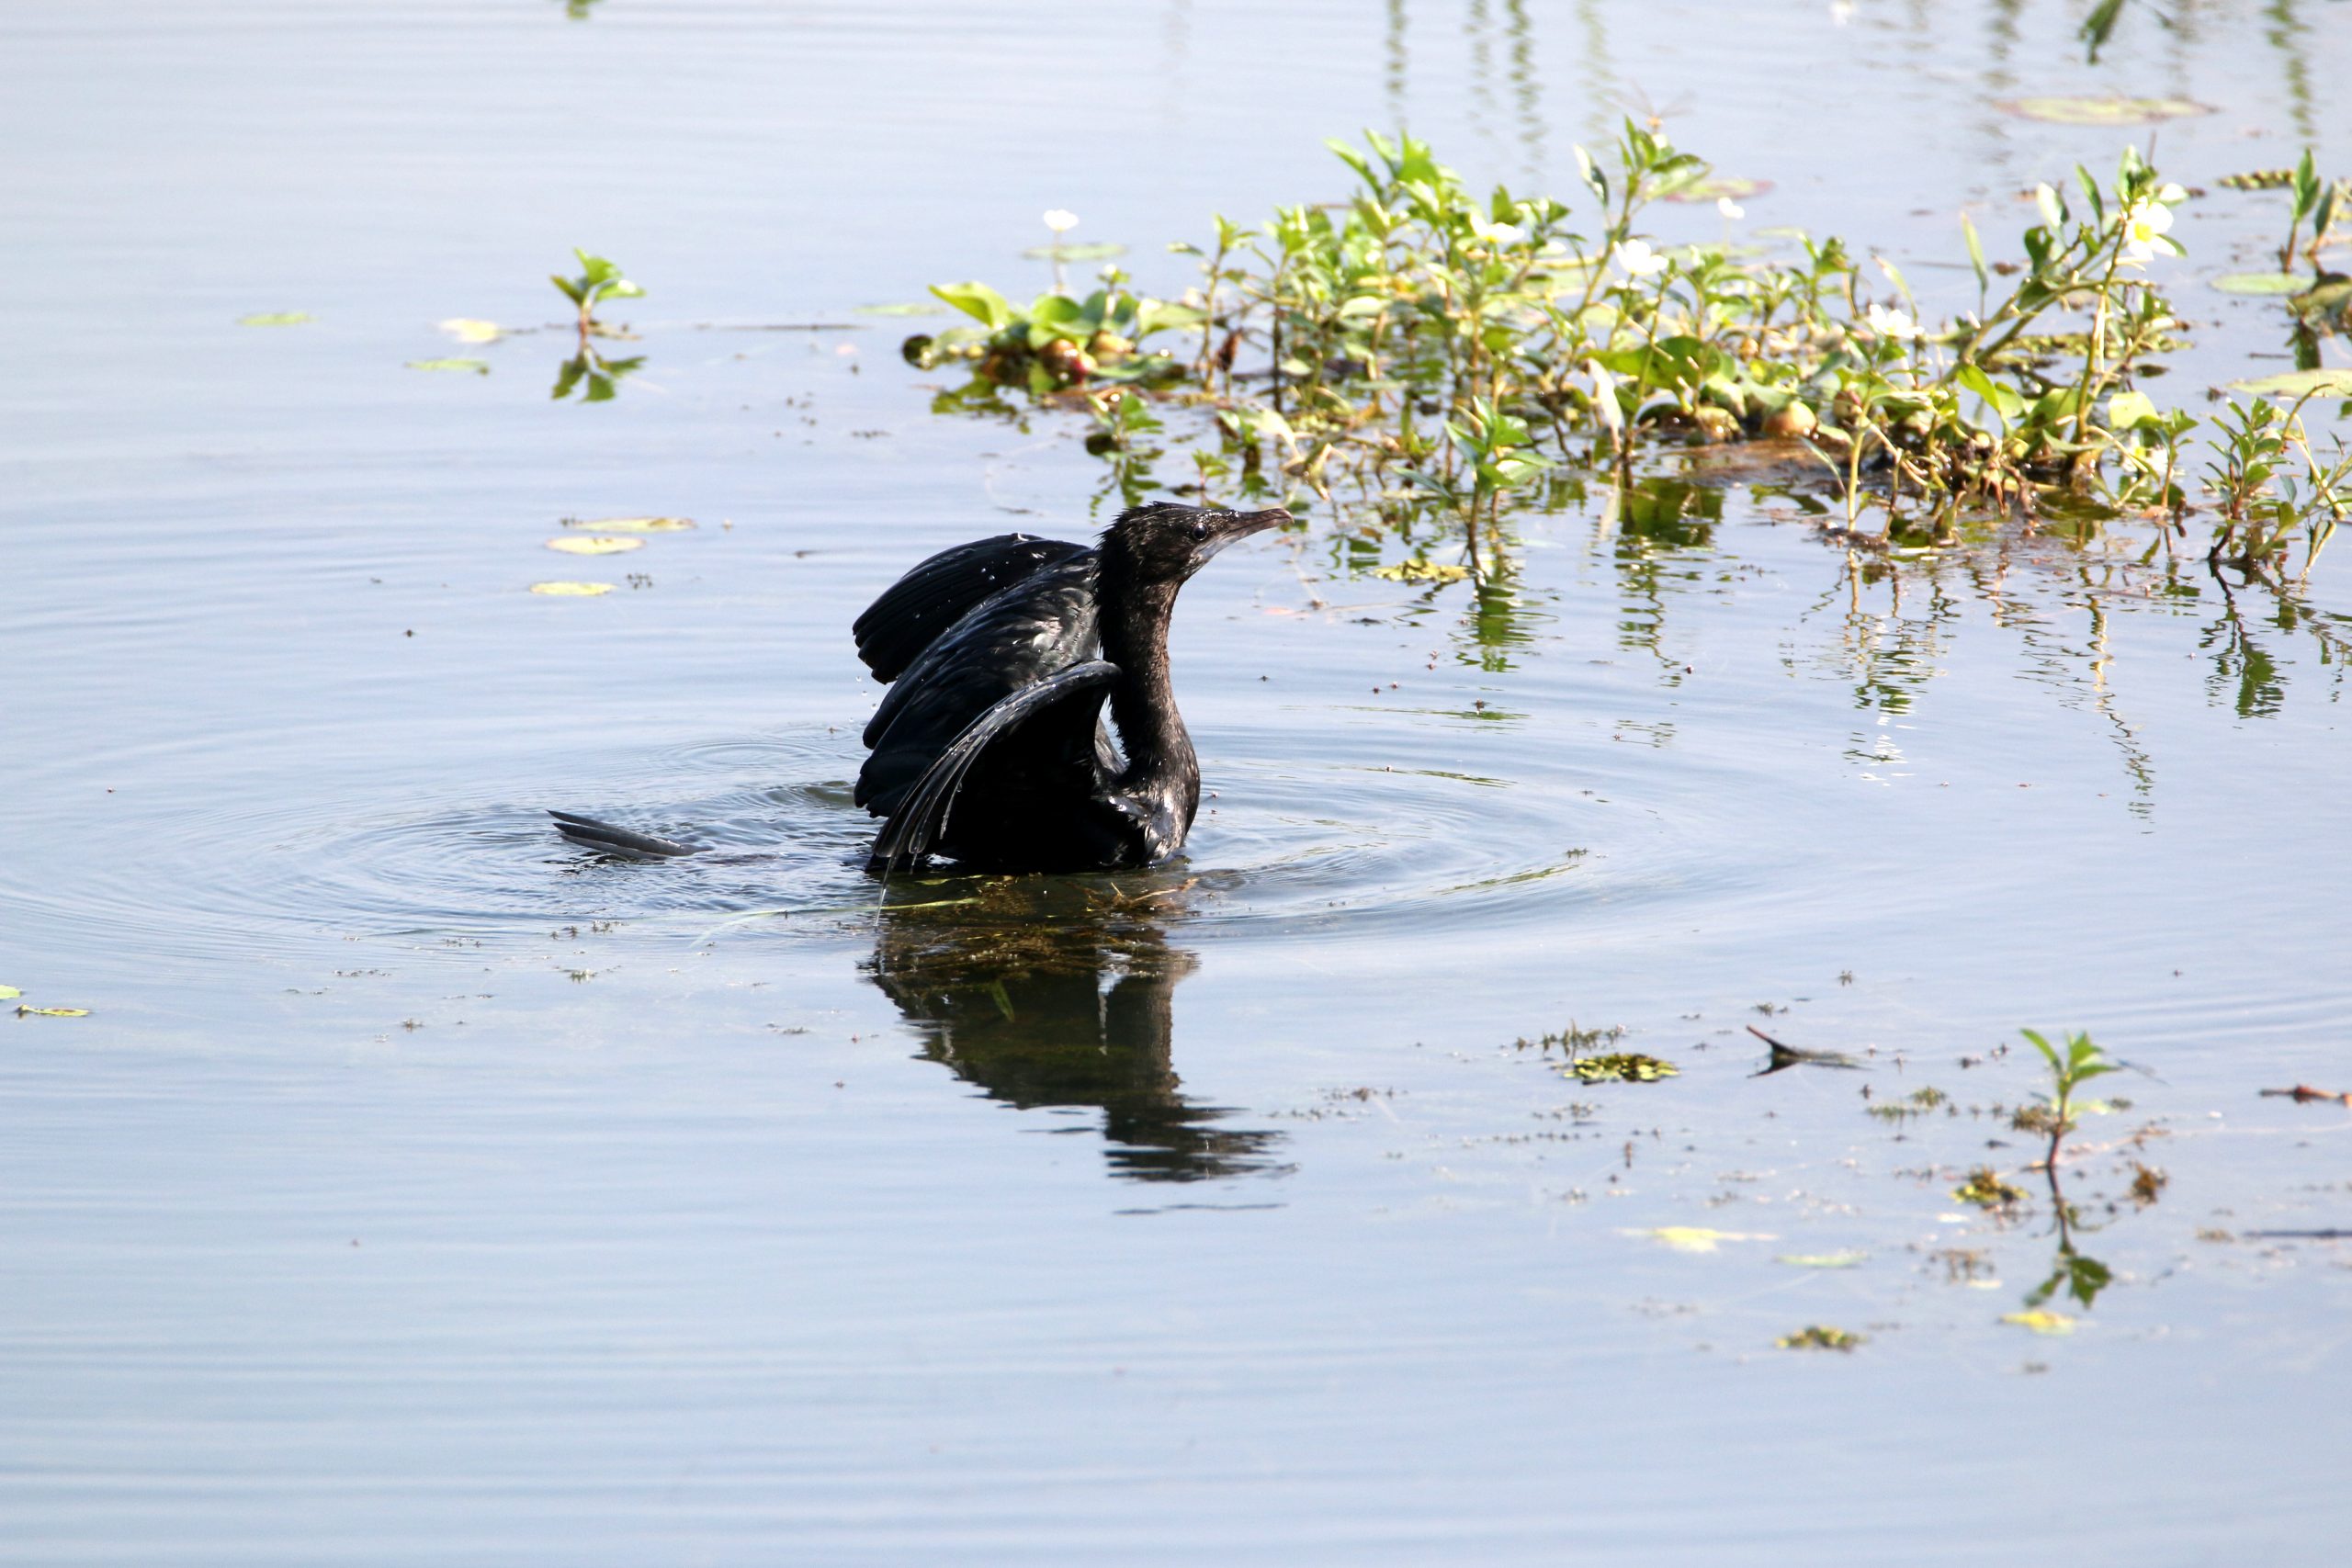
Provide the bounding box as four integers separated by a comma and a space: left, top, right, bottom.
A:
1777, 1325, 1864, 1351
1637, 1226, 1770, 1254
1372, 559, 1469, 583
1563, 1053, 1678, 1084
15, 1005, 90, 1019
561, 515, 695, 533
1513, 1021, 1624, 1055
407, 357, 489, 374
2001, 1309, 2076, 1336
437, 317, 503, 343
1777, 1251, 1869, 1269
2260, 1084, 2352, 1107
529, 581, 616, 596
237, 311, 311, 327
1952, 1167, 2028, 1208
1995, 96, 2211, 126
546, 536, 643, 556
2211, 274, 2312, 298
909, 127, 2351, 594
0, 985, 18, 999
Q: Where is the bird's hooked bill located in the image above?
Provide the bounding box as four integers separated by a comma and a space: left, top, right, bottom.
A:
1205, 506, 1293, 554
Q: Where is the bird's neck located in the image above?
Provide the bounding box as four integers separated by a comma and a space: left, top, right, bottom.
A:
1098, 560, 1197, 802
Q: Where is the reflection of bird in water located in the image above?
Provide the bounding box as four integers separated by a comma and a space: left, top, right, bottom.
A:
867, 876, 1285, 1183
550, 502, 1289, 875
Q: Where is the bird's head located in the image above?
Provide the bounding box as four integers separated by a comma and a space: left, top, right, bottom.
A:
1102, 502, 1294, 586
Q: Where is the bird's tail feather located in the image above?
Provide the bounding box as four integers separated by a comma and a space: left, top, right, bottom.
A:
548, 809, 700, 860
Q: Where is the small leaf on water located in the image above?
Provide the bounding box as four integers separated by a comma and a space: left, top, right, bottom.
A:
1372, 560, 1470, 583
2228, 368, 2352, 398
562, 515, 695, 533
530, 581, 616, 596
407, 357, 490, 374
1638, 1227, 1772, 1254
1777, 1251, 1869, 1269
1996, 96, 2211, 126
2211, 273, 2312, 297
1021, 242, 1128, 261
238, 311, 312, 326
1661, 176, 1773, 204
1777, 1325, 1864, 1351
2002, 1309, 2076, 1335
437, 317, 503, 343
546, 536, 644, 556
17, 1006, 90, 1018
0, 985, 20, 999
1564, 1052, 1679, 1083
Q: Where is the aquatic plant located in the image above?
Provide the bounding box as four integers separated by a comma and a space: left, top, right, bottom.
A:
2016, 1028, 2119, 1172
908, 129, 2350, 583
550, 249, 644, 340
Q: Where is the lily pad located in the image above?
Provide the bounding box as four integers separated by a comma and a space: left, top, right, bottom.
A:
1996, 96, 2211, 126
1777, 1325, 1864, 1351
2002, 1309, 2076, 1335
1637, 1226, 1770, 1254
562, 515, 695, 533
1022, 242, 1127, 262
437, 317, 503, 343
546, 536, 643, 556
239, 311, 312, 326
16, 1005, 89, 1018
1662, 176, 1773, 204
2211, 273, 2312, 297
1777, 1251, 1869, 1269
1374, 559, 1470, 584
2226, 368, 2352, 400
530, 581, 616, 596
1563, 1052, 1679, 1083
408, 357, 490, 374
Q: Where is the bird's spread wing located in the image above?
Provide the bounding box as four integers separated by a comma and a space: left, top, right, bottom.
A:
852, 533, 1089, 683
868, 660, 1120, 875
856, 553, 1100, 818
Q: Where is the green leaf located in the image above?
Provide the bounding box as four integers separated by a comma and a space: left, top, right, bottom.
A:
407, 356, 490, 374
2211, 273, 2312, 296
1960, 212, 1988, 294
550, 275, 585, 305
1997, 96, 2212, 126
2228, 368, 2352, 399
2107, 390, 2159, 431
931, 281, 1016, 330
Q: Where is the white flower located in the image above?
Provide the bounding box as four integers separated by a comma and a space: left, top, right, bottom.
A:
1042, 209, 1080, 235
1468, 214, 1527, 248
2119, 198, 2180, 263
1716, 197, 1746, 221
1613, 238, 1669, 279
1866, 302, 1921, 342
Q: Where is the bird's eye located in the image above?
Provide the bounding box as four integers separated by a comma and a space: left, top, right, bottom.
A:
1190, 521, 1210, 542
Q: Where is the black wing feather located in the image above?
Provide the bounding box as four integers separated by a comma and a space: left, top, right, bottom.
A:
857, 553, 1101, 817
869, 660, 1120, 874
853, 533, 1088, 682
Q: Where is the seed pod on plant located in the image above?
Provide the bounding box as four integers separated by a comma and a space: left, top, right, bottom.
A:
1038, 338, 1094, 383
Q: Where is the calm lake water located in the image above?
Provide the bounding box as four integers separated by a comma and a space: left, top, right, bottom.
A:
6, 2, 2351, 1562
